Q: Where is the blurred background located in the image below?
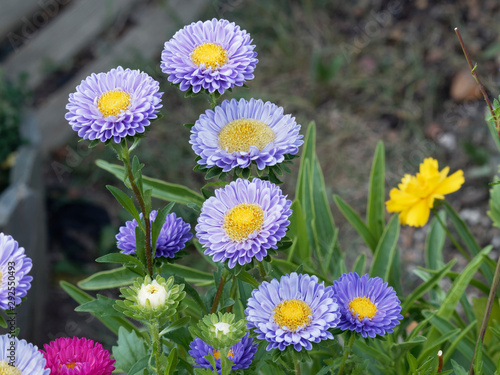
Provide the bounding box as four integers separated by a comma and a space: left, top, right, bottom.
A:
1, 0, 500, 350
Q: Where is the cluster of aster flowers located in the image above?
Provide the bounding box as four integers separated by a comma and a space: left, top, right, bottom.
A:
56, 15, 417, 375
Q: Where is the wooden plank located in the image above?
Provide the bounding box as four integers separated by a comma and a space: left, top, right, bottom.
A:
36, 0, 207, 153
4, 0, 141, 88
0, 0, 41, 41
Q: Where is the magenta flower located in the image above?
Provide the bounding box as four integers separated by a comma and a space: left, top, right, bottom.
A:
40, 337, 115, 375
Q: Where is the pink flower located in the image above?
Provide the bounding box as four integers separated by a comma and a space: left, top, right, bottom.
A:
40, 337, 115, 375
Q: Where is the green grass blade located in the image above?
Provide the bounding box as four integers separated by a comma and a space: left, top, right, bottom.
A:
78, 266, 137, 290
367, 141, 385, 240
369, 215, 400, 281
334, 195, 378, 252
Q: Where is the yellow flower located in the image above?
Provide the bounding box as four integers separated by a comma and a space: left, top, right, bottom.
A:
386, 158, 464, 227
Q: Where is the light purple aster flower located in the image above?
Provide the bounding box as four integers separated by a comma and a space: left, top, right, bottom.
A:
65, 66, 163, 143
0, 233, 32, 310
161, 18, 258, 95
190, 98, 303, 172
196, 178, 292, 268
0, 334, 49, 374
245, 273, 340, 351
330, 272, 403, 338
116, 211, 192, 258
188, 333, 257, 373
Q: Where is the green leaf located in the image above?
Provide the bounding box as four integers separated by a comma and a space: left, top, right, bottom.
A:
488, 177, 500, 229
164, 347, 178, 375
60, 281, 138, 336
78, 267, 137, 290
334, 195, 377, 252
400, 260, 456, 315
369, 215, 400, 281
112, 327, 148, 374
159, 317, 192, 337
0, 314, 6, 328
425, 210, 446, 270
472, 297, 500, 346
366, 141, 385, 240
128, 355, 150, 375
236, 270, 260, 288
97, 160, 204, 207
160, 263, 213, 286
287, 200, 311, 264
352, 253, 366, 275
75, 294, 121, 316
417, 328, 460, 365
442, 201, 494, 284
451, 360, 468, 375
443, 320, 476, 366
95, 253, 146, 273
106, 185, 142, 228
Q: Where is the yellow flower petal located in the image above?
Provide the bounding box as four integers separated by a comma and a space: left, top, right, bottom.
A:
432, 170, 464, 196
403, 199, 431, 227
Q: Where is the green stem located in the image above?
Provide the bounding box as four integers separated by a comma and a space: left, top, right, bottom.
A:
455, 28, 499, 133
338, 333, 356, 375
258, 261, 268, 281
293, 351, 301, 375
151, 321, 164, 375
208, 92, 219, 110
431, 208, 470, 261
227, 276, 238, 313
122, 143, 153, 277
211, 272, 227, 314
468, 253, 500, 375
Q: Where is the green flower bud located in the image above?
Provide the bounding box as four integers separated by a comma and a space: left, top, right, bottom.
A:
114, 275, 185, 323
189, 312, 246, 350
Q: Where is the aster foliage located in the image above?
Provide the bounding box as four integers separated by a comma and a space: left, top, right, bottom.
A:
189, 312, 247, 350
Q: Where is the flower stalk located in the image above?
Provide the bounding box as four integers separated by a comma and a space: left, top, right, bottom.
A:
150, 320, 164, 375
337, 333, 356, 375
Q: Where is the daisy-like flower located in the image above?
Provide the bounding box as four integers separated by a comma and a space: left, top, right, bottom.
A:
0, 335, 49, 374
190, 98, 303, 172
386, 157, 464, 227
0, 233, 32, 310
116, 211, 192, 258
161, 18, 258, 95
196, 178, 292, 268
331, 272, 403, 338
189, 333, 257, 373
245, 273, 340, 351
65, 66, 163, 143
41, 337, 115, 375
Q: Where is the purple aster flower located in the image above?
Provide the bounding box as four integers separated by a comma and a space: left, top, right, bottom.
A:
188, 333, 257, 373
245, 273, 340, 351
190, 98, 303, 172
65, 66, 163, 143
116, 211, 192, 258
0, 233, 32, 310
196, 178, 292, 268
0, 334, 49, 374
330, 272, 403, 338
161, 18, 258, 95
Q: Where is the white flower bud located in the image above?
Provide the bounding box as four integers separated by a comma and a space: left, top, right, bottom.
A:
137, 280, 167, 309
214, 322, 231, 335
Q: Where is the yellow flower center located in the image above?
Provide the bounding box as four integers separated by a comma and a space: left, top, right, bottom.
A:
146, 285, 160, 294
273, 299, 312, 332
212, 349, 234, 360
218, 119, 275, 153
97, 90, 131, 117
0, 361, 22, 375
65, 362, 77, 369
349, 297, 377, 321
191, 43, 228, 69
223, 203, 264, 242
